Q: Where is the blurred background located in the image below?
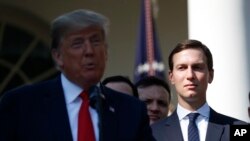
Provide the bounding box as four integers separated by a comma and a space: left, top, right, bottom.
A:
0, 0, 187, 93
0, 0, 249, 122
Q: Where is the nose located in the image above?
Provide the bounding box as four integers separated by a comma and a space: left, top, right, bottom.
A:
84, 40, 94, 56
149, 101, 159, 111
186, 67, 195, 80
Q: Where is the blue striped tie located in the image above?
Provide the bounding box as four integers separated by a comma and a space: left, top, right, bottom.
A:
188, 113, 200, 141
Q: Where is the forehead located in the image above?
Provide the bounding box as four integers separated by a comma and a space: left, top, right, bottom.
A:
106, 82, 130, 89
64, 26, 104, 38
138, 85, 170, 100
173, 48, 206, 64
106, 82, 133, 93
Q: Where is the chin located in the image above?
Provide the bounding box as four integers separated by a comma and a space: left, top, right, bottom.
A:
186, 91, 197, 97
188, 93, 196, 97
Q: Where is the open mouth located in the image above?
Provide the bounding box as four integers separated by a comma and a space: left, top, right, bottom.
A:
84, 63, 95, 69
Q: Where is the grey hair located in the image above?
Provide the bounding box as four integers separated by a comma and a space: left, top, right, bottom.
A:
50, 9, 110, 49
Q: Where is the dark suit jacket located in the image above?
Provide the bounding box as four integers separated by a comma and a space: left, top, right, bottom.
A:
151, 108, 247, 141
0, 75, 155, 141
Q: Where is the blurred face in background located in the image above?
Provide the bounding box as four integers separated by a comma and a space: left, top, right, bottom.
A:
138, 85, 170, 125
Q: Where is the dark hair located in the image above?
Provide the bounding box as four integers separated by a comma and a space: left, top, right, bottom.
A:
168, 39, 213, 71
135, 76, 171, 101
50, 9, 109, 50
102, 75, 138, 98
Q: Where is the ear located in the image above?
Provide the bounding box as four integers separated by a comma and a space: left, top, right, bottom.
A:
168, 70, 175, 84
51, 48, 63, 68
208, 69, 214, 83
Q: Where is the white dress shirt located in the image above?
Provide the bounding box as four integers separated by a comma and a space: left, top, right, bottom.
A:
177, 103, 210, 141
61, 74, 99, 141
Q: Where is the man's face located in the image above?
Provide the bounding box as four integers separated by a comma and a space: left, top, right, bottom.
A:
138, 85, 170, 125
52, 26, 107, 88
169, 48, 213, 107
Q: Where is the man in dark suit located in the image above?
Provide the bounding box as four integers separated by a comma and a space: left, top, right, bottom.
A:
151, 39, 247, 141
0, 9, 155, 141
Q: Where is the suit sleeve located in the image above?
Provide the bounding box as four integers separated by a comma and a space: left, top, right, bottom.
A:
0, 91, 19, 141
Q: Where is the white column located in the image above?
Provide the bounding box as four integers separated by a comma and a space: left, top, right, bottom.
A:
188, 0, 250, 122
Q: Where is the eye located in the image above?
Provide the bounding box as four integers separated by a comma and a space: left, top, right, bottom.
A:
193, 64, 205, 71
90, 34, 103, 47
143, 99, 152, 105
71, 38, 84, 48
194, 66, 201, 70
177, 65, 186, 71
158, 100, 167, 107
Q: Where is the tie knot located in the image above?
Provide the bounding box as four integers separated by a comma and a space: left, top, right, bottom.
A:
188, 113, 199, 122
80, 91, 89, 101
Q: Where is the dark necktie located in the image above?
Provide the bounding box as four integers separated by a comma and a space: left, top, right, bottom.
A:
188, 113, 200, 141
78, 91, 95, 141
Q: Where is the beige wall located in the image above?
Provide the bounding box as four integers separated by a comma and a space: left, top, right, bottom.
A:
1, 0, 188, 79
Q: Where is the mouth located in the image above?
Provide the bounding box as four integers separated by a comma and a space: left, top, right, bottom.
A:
84, 62, 95, 69
184, 84, 197, 90
149, 115, 160, 121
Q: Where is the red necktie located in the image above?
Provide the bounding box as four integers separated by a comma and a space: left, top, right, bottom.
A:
78, 91, 95, 141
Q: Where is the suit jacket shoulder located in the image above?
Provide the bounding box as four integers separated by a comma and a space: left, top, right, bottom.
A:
209, 108, 247, 125
151, 107, 248, 141
151, 111, 183, 141
0, 75, 73, 141
206, 108, 248, 141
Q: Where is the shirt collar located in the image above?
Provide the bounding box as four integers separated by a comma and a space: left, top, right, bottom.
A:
61, 73, 83, 104
177, 102, 210, 120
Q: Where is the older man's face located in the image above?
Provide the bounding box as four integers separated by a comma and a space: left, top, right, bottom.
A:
52, 26, 107, 88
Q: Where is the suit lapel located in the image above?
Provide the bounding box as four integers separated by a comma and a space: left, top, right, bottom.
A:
205, 108, 226, 141
164, 111, 184, 141
205, 122, 224, 141
44, 76, 73, 141
100, 86, 118, 141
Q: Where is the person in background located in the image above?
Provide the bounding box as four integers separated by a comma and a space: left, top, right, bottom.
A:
102, 75, 138, 97
0, 9, 155, 141
151, 39, 247, 141
135, 76, 171, 125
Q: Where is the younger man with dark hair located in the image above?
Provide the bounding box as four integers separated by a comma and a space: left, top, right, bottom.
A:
152, 39, 247, 141
136, 76, 171, 125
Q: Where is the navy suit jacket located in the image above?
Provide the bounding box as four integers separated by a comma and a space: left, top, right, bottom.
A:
151, 108, 247, 141
0, 75, 155, 141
